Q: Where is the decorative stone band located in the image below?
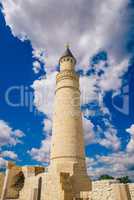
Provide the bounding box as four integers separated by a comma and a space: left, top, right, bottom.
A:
56, 70, 79, 84
51, 156, 85, 161
55, 86, 80, 94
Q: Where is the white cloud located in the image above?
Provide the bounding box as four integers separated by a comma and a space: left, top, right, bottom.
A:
1, 0, 130, 66
1, 0, 131, 113
98, 126, 121, 151
14, 129, 25, 138
43, 118, 52, 135
32, 72, 57, 118
33, 61, 41, 74
0, 120, 24, 147
87, 151, 134, 180
83, 117, 95, 145
126, 124, 134, 136
86, 126, 134, 179
2, 1, 131, 116
126, 124, 134, 153
28, 136, 51, 164
99, 58, 129, 92
0, 157, 6, 169
1, 151, 18, 160
80, 75, 98, 105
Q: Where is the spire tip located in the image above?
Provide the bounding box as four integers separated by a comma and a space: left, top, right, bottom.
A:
65, 43, 70, 49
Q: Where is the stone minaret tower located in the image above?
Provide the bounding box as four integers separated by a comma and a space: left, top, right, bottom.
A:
49, 47, 91, 198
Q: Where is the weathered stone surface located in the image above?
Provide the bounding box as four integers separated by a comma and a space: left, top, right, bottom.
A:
3, 162, 22, 199
90, 180, 134, 200
0, 173, 5, 198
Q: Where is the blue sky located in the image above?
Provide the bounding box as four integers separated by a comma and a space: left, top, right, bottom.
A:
0, 0, 134, 180
0, 8, 45, 166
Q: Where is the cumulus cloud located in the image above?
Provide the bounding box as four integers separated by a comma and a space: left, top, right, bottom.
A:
80, 75, 98, 104
0, 120, 24, 169
43, 118, 52, 135
86, 124, 134, 179
0, 157, 6, 169
83, 117, 95, 145
33, 61, 41, 74
87, 150, 134, 180
126, 124, 134, 153
0, 120, 24, 147
99, 58, 129, 92
28, 136, 51, 164
1, 151, 18, 160
98, 126, 121, 151
32, 72, 57, 118
1, 0, 132, 66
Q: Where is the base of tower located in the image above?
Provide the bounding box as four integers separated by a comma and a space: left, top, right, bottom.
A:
44, 161, 92, 200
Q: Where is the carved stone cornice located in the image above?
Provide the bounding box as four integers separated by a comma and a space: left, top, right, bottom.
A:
51, 156, 85, 161
56, 70, 79, 84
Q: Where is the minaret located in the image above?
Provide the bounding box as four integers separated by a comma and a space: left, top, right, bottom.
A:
50, 46, 91, 195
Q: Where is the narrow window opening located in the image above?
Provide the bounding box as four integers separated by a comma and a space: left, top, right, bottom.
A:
37, 177, 42, 200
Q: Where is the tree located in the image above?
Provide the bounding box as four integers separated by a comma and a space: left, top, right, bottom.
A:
99, 174, 114, 180
117, 176, 131, 184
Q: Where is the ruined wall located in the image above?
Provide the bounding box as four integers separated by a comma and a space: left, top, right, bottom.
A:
1, 166, 134, 200
5, 164, 22, 199
0, 165, 46, 200
128, 183, 134, 199
6, 175, 134, 200
19, 175, 39, 200
0, 172, 5, 198
91, 180, 118, 200
90, 180, 134, 200
19, 166, 46, 200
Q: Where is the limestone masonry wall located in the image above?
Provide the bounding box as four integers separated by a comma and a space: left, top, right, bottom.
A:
91, 180, 119, 200
128, 183, 134, 199
5, 165, 22, 199
90, 180, 134, 200
0, 173, 5, 198
1, 167, 134, 200
1, 164, 134, 200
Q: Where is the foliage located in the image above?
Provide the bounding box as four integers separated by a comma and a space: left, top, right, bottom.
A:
99, 174, 114, 180
117, 176, 131, 184
98, 174, 132, 183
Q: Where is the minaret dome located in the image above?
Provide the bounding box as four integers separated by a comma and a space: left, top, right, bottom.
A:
59, 46, 76, 71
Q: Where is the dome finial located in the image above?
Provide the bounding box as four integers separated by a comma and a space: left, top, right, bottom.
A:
59, 44, 76, 64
